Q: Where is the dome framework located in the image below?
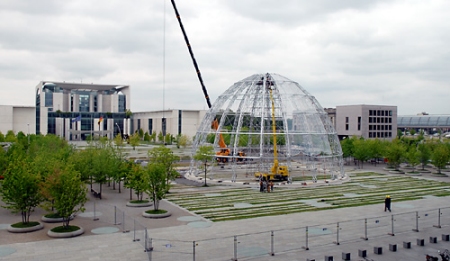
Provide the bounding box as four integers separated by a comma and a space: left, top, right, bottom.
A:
190, 73, 344, 182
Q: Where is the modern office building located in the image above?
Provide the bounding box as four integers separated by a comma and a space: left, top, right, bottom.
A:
335, 105, 397, 139
131, 109, 207, 140
35, 81, 130, 140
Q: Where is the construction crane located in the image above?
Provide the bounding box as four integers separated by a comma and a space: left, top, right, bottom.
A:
170, 0, 237, 163
255, 75, 289, 181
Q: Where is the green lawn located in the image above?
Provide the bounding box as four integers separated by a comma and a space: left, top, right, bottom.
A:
166, 172, 450, 222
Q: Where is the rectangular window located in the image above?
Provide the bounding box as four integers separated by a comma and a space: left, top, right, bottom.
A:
345, 117, 349, 123
148, 119, 153, 134
377, 118, 380, 123
389, 110, 393, 116
369, 110, 373, 116
137, 119, 141, 131
357, 116, 361, 131
345, 124, 349, 131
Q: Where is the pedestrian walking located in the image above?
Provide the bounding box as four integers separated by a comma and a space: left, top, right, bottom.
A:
259, 180, 263, 192
384, 195, 391, 212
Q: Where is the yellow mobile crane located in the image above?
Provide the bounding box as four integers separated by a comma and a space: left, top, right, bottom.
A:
255, 77, 289, 181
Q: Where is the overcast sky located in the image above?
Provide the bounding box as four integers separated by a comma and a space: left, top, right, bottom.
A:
1, 0, 449, 115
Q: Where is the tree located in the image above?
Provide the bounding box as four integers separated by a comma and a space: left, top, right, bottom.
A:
144, 132, 150, 142
125, 163, 147, 201
150, 132, 157, 142
129, 133, 140, 150
384, 139, 406, 170
144, 163, 167, 211
42, 164, 88, 228
157, 131, 164, 143
431, 143, 450, 174
177, 134, 190, 148
0, 157, 44, 224
0, 131, 5, 142
406, 146, 421, 170
353, 138, 371, 169
138, 129, 144, 139
5, 130, 17, 142
340, 136, 355, 160
418, 142, 432, 170
114, 133, 124, 147
193, 145, 215, 186
148, 146, 179, 191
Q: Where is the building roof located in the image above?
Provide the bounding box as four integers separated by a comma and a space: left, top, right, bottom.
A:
398, 115, 450, 128
41, 81, 129, 92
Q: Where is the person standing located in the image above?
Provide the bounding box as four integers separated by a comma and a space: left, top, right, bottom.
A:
259, 180, 263, 192
384, 195, 391, 212
270, 181, 274, 192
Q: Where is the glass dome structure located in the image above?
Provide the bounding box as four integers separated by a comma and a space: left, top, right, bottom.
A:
190, 73, 344, 182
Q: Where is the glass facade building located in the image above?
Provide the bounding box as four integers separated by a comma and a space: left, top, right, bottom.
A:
35, 81, 130, 140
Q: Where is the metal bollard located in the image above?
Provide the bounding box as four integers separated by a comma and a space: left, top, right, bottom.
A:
193, 241, 196, 261
233, 236, 238, 261
303, 226, 309, 250
335, 222, 340, 245
270, 230, 274, 256
388, 215, 395, 236
434, 208, 442, 228
361, 218, 368, 240
413, 211, 419, 232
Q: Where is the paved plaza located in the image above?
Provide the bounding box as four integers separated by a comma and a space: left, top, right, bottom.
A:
1, 164, 450, 261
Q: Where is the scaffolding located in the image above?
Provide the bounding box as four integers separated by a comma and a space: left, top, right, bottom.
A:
190, 73, 344, 182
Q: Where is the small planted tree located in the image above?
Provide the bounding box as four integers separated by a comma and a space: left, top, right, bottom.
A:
0, 157, 44, 225
125, 164, 147, 201
384, 139, 406, 170
148, 146, 179, 192
43, 164, 88, 230
193, 145, 215, 186
144, 163, 167, 211
431, 143, 450, 174
129, 133, 140, 150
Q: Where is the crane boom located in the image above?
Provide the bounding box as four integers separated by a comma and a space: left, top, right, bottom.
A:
170, 0, 212, 109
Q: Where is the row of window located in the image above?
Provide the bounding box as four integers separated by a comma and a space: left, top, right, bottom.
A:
369, 117, 392, 123
369, 132, 393, 138
369, 125, 392, 131
369, 110, 393, 116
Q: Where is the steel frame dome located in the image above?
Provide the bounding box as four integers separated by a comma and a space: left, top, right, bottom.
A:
190, 73, 344, 182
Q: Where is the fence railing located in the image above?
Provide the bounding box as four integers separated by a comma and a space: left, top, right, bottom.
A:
86, 202, 450, 261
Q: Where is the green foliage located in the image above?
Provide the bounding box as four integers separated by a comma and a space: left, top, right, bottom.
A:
42, 164, 87, 228
157, 131, 164, 143
5, 130, 17, 142
406, 146, 421, 169
418, 142, 432, 170
384, 139, 406, 170
144, 163, 167, 211
129, 133, 140, 150
352, 138, 372, 168
150, 132, 157, 142
177, 134, 190, 148
114, 133, 124, 147
144, 132, 150, 142
138, 128, 144, 138
11, 221, 40, 228
0, 131, 5, 142
125, 163, 147, 201
340, 137, 354, 158
0, 156, 44, 224
431, 142, 450, 174
148, 146, 179, 190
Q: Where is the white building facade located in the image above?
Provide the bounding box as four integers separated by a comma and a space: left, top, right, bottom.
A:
0, 105, 35, 135
336, 105, 397, 139
131, 109, 207, 140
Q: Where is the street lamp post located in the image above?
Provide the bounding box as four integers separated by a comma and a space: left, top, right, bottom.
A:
204, 158, 208, 187
116, 123, 122, 139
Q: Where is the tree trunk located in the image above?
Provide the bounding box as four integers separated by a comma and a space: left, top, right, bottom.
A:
118, 181, 121, 193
